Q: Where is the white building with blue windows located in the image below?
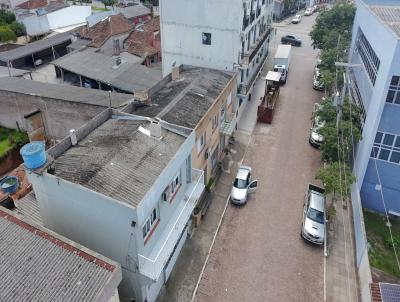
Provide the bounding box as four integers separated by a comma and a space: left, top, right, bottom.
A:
25, 108, 205, 302
349, 0, 400, 216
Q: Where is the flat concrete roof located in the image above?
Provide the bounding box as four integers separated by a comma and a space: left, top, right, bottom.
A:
0, 33, 72, 62
0, 208, 122, 302
0, 77, 134, 107
369, 5, 400, 39
53, 49, 162, 93
132, 66, 234, 129
53, 117, 186, 207
0, 66, 30, 77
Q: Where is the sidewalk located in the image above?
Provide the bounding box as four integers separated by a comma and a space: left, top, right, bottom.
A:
326, 200, 359, 302
156, 140, 247, 302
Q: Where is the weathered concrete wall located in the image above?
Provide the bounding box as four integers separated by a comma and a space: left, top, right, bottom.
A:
192, 73, 237, 183
0, 91, 107, 140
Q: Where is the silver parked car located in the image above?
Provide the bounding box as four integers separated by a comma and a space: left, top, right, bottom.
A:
309, 103, 325, 148
301, 184, 326, 245
230, 165, 257, 205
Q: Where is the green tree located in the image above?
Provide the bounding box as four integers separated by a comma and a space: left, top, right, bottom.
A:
0, 10, 16, 25
310, 1, 355, 93
316, 162, 356, 199
103, 0, 115, 8
9, 21, 25, 37
310, 1, 355, 50
0, 26, 16, 42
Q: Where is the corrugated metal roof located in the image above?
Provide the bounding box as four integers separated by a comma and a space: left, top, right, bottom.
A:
0, 33, 72, 62
370, 5, 400, 38
132, 66, 234, 129
0, 66, 29, 77
0, 77, 133, 107
14, 191, 43, 226
54, 118, 186, 207
53, 49, 162, 93
380, 283, 400, 302
0, 208, 122, 302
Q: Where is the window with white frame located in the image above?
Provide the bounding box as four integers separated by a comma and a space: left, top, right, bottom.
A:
386, 76, 400, 105
371, 131, 400, 164
197, 133, 206, 153
220, 106, 226, 122
142, 208, 158, 240
212, 114, 218, 131
161, 172, 181, 203
227, 92, 232, 106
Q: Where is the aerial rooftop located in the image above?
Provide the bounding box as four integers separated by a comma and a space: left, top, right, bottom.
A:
79, 14, 132, 48
0, 77, 133, 107
53, 115, 186, 207
0, 33, 71, 63
0, 208, 122, 302
367, 3, 400, 38
132, 66, 234, 128
53, 49, 162, 93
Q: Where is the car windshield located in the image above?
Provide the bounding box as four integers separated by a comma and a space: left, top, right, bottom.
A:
233, 178, 247, 189
307, 207, 324, 224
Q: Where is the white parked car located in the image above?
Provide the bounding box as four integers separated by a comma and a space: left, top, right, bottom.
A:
292, 14, 302, 24
230, 165, 258, 205
305, 7, 313, 16
301, 184, 326, 245
309, 103, 325, 148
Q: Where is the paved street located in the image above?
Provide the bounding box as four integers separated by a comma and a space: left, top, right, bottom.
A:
194, 14, 326, 302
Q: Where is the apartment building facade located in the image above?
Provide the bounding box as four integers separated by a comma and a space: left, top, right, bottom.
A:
349, 0, 400, 216
132, 65, 237, 184
159, 0, 274, 119
26, 109, 205, 302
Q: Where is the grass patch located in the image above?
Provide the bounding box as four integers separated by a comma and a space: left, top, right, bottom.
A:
91, 6, 111, 11
0, 126, 29, 159
364, 210, 400, 277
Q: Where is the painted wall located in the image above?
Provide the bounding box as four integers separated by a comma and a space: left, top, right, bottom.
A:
192, 74, 237, 183
351, 0, 398, 191
0, 91, 106, 139
26, 129, 196, 302
27, 171, 141, 301
361, 37, 400, 214
160, 0, 243, 76
22, 6, 91, 36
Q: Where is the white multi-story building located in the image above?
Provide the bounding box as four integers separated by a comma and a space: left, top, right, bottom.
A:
26, 108, 205, 302
160, 0, 274, 118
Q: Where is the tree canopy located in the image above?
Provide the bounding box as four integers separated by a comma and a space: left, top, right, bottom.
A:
0, 10, 25, 40
310, 1, 356, 94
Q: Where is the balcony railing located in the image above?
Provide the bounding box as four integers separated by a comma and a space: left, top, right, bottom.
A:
220, 115, 237, 137
238, 50, 268, 96
138, 168, 205, 281
240, 26, 272, 66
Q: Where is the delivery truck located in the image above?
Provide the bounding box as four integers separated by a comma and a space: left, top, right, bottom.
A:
273, 44, 292, 84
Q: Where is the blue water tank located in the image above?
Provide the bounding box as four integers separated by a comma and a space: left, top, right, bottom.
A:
0, 176, 19, 194
20, 141, 46, 169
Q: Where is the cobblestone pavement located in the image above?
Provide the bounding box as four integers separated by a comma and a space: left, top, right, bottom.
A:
194, 15, 326, 302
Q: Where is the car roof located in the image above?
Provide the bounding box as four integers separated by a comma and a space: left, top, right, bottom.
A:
237, 168, 250, 180
309, 192, 325, 212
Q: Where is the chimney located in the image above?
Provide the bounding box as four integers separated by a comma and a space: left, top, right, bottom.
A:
115, 56, 122, 66
69, 129, 77, 146
171, 66, 180, 81
149, 120, 162, 139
